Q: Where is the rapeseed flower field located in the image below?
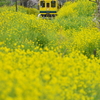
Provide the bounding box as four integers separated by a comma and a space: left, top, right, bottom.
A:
0, 0, 100, 100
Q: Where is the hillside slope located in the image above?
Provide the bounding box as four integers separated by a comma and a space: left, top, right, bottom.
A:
0, 1, 100, 100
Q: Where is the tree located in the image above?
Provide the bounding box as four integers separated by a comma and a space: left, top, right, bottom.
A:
27, 0, 38, 8
0, 0, 10, 6
19, 0, 38, 7
20, 0, 28, 7
66, 0, 75, 2
58, 0, 66, 3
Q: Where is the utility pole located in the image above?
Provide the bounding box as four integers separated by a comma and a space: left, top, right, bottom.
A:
15, 0, 18, 12
89, 0, 100, 30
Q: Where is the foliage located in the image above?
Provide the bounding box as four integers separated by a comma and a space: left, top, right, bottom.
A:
26, 8, 39, 15
0, 0, 10, 6
0, 48, 100, 100
0, 0, 100, 100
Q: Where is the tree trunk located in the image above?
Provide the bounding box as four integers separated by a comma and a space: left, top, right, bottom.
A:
20, 0, 28, 7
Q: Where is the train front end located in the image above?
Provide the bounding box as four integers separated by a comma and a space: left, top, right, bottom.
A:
39, 0, 58, 17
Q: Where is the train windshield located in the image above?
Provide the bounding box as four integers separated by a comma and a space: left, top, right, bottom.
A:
51, 1, 56, 7
40, 1, 45, 7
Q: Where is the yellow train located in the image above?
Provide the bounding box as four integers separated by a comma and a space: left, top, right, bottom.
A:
38, 0, 61, 17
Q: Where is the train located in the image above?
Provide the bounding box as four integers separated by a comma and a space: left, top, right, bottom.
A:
38, 0, 62, 18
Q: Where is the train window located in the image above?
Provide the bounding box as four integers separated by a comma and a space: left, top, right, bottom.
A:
47, 3, 50, 7
51, 1, 56, 7
40, 1, 45, 7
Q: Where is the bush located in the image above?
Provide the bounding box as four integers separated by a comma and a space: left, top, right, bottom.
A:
27, 8, 39, 16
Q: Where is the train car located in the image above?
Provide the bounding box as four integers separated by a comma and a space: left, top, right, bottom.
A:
38, 0, 59, 17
